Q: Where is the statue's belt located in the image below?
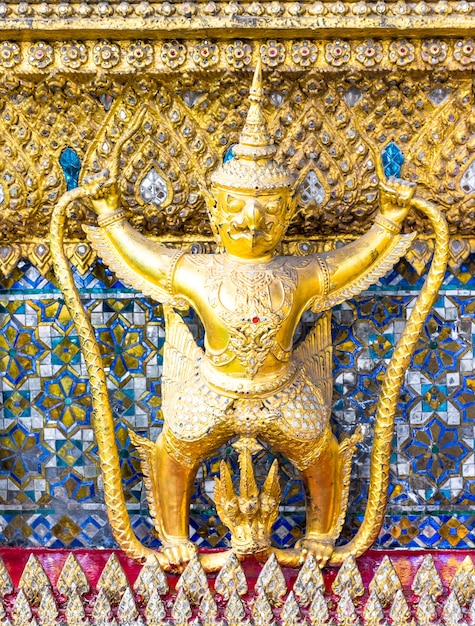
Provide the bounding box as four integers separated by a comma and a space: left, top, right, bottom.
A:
198, 357, 299, 399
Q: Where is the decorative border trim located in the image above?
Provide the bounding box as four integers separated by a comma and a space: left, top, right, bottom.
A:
0, 37, 474, 72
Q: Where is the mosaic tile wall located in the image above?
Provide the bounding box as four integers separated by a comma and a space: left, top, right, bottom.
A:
1, 253, 475, 551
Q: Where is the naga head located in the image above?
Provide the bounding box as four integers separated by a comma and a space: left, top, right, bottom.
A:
214, 447, 281, 557
210, 59, 295, 259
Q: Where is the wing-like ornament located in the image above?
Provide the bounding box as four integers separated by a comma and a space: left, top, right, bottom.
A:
84, 225, 188, 310
294, 310, 333, 408
310, 232, 416, 312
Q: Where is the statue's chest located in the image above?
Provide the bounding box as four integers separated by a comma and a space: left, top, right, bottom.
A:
205, 262, 297, 375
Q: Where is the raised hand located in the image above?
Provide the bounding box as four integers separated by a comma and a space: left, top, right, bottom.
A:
82, 169, 120, 217
379, 176, 417, 226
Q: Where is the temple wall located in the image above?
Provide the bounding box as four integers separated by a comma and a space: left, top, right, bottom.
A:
0, 24, 475, 553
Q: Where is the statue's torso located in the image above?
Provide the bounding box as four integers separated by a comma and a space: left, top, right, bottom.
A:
175, 253, 322, 380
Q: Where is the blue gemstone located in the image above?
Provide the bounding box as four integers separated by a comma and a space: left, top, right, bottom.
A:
381, 141, 404, 178
223, 144, 236, 163
59, 148, 81, 191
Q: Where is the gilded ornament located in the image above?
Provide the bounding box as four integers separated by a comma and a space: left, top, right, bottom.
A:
56, 553, 90, 597
77, 3, 92, 16
416, 591, 437, 623
214, 553, 248, 600
92, 589, 113, 623
96, 553, 131, 605
450, 556, 475, 605
288, 2, 304, 15
308, 588, 329, 626
18, 554, 52, 606
249, 3, 265, 15
116, 2, 133, 16
330, 0, 348, 14
255, 554, 287, 606
171, 589, 192, 625
443, 591, 464, 626
325, 40, 350, 66
363, 591, 385, 626
199, 588, 220, 626
65, 590, 87, 626
161, 41, 187, 69
332, 556, 364, 598
308, 2, 326, 14
292, 41, 318, 67
281, 591, 304, 626
203, 1, 219, 14
60, 42, 88, 69
134, 558, 169, 600
260, 41, 286, 67
454, 39, 475, 65
225, 41, 252, 68
192, 41, 219, 68
0, 556, 14, 596
11, 590, 32, 626
225, 589, 248, 626
127, 41, 154, 68
421, 39, 448, 64
0, 42, 21, 68
135, 1, 154, 17
389, 40, 415, 65
0, 3, 9, 17
159, 2, 174, 14
179, 2, 197, 16
57, 3, 73, 16
356, 40, 383, 67
145, 589, 167, 626
224, 2, 242, 14
252, 591, 275, 626
389, 590, 411, 626
412, 555, 443, 598
352, 3, 369, 16
267, 1, 285, 15
368, 555, 403, 606
455, 0, 471, 11
336, 588, 359, 626
93, 41, 120, 69
38, 589, 58, 626
176, 554, 209, 604
117, 587, 140, 624
27, 42, 53, 69
293, 553, 324, 606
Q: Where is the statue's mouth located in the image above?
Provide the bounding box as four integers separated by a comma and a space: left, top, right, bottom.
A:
229, 225, 273, 243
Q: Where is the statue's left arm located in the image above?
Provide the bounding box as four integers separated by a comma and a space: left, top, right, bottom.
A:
314, 177, 417, 307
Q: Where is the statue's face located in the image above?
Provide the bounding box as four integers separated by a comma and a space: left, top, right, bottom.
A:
212, 187, 292, 258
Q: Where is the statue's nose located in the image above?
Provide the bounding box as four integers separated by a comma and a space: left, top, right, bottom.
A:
243, 200, 264, 231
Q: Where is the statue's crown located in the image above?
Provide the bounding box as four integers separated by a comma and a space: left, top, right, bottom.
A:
211, 59, 293, 193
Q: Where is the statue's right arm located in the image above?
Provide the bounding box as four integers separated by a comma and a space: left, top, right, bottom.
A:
83, 174, 185, 298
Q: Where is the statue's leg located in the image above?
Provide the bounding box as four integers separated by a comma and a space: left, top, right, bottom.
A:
297, 432, 342, 566
154, 425, 232, 567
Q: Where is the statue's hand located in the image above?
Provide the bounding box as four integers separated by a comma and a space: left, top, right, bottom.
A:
379, 176, 416, 226
83, 169, 120, 216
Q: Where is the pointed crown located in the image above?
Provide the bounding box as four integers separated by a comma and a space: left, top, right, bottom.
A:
211, 59, 293, 193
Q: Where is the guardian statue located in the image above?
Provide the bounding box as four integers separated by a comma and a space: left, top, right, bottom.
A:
51, 61, 448, 571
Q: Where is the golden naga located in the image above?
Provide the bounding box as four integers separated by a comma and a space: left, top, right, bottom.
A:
51, 60, 449, 571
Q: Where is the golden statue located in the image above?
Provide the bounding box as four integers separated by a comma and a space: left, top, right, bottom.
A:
50, 61, 448, 571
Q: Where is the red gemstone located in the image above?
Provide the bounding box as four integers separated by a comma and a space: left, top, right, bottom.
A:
252, 316, 260, 324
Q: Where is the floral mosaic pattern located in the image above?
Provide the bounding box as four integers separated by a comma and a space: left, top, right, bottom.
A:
1, 256, 475, 550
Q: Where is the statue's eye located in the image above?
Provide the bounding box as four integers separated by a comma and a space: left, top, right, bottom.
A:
265, 197, 283, 214
225, 195, 245, 213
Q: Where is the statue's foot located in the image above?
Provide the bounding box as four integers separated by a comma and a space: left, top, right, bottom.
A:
160, 539, 198, 572
296, 536, 335, 568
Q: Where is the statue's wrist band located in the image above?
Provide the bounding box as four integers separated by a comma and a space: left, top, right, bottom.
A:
375, 213, 401, 234
97, 209, 127, 229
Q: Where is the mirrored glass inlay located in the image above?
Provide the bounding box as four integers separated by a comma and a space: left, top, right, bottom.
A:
381, 142, 404, 178
300, 170, 326, 205
59, 148, 81, 191
0, 183, 4, 205
461, 159, 475, 194
139, 168, 169, 206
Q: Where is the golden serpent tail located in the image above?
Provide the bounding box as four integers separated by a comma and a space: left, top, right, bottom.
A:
330, 198, 449, 565
50, 188, 155, 563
